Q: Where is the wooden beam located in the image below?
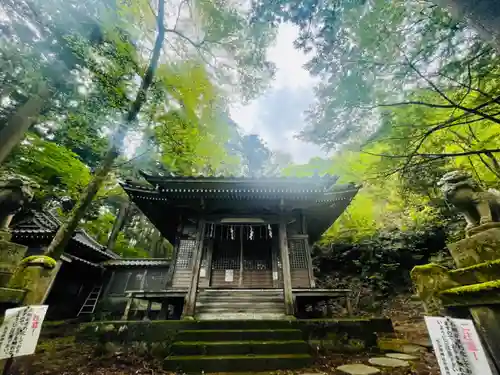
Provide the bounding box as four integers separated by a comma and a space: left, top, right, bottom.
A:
182, 218, 206, 318
279, 216, 294, 316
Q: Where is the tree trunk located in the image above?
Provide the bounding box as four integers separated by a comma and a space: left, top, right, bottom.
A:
107, 200, 131, 251
0, 83, 50, 164
45, 0, 166, 260
433, 0, 500, 51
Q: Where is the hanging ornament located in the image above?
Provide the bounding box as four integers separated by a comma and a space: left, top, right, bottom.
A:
230, 225, 235, 240
268, 224, 273, 238
249, 225, 254, 240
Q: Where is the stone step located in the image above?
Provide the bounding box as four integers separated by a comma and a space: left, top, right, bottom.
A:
440, 280, 500, 307
164, 353, 312, 372
196, 307, 284, 315
196, 312, 288, 321
184, 319, 296, 329
198, 291, 283, 297
197, 295, 283, 302
196, 302, 283, 310
171, 340, 309, 356
176, 329, 303, 342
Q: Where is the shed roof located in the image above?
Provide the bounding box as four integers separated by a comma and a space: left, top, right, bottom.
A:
102, 258, 170, 268
11, 210, 119, 260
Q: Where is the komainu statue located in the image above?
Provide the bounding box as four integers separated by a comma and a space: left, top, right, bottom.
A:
438, 170, 500, 230
0, 177, 35, 230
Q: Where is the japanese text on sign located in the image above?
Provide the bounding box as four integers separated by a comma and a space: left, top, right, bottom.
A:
425, 316, 492, 375
0, 305, 48, 359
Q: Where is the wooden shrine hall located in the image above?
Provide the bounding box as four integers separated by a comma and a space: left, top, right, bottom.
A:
118, 172, 360, 320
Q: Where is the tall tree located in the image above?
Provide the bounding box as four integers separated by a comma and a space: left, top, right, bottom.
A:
44, 0, 167, 259
432, 0, 500, 51
43, 0, 276, 260
252, 0, 500, 176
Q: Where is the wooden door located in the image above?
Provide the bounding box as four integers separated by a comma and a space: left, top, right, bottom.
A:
210, 238, 240, 287
241, 236, 273, 288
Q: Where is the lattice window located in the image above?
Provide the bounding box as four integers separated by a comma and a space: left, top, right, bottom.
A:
288, 239, 308, 269
176, 239, 197, 269
212, 241, 240, 270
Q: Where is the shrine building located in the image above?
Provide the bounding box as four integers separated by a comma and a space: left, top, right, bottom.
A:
102, 172, 360, 320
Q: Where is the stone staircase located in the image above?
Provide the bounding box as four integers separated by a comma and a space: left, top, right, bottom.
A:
163, 320, 312, 372
195, 289, 286, 320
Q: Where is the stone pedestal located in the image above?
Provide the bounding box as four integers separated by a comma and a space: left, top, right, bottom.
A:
0, 230, 28, 287
411, 224, 500, 370
448, 225, 500, 267
8, 255, 57, 305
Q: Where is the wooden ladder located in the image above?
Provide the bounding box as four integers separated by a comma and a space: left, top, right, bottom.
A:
77, 284, 103, 316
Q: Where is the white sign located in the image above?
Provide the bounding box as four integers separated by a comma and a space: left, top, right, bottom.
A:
225, 269, 233, 282
273, 271, 278, 281
0, 305, 48, 359
200, 268, 206, 278
425, 316, 493, 375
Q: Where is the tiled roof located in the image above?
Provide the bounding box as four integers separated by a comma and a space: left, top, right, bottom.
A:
62, 253, 103, 268
11, 210, 60, 234
11, 210, 118, 259
139, 170, 339, 181
102, 258, 170, 267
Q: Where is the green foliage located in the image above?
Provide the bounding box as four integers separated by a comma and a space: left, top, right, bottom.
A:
2, 134, 92, 200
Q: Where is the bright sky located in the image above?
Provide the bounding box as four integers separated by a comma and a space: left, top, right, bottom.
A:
229, 23, 328, 164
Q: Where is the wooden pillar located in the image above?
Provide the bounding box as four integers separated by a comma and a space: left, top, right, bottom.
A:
182, 218, 206, 318
122, 294, 133, 321
279, 217, 294, 316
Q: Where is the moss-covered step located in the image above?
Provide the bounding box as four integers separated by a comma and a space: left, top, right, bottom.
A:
163, 353, 312, 372
176, 329, 303, 342
440, 280, 500, 307
171, 340, 309, 356
449, 259, 500, 285
191, 319, 296, 330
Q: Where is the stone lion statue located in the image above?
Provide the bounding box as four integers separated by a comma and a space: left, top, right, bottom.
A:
438, 170, 500, 230
0, 177, 35, 230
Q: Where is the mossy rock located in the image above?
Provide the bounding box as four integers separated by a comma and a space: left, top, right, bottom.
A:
411, 263, 458, 315
377, 338, 422, 353
0, 231, 11, 242
0, 287, 26, 304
